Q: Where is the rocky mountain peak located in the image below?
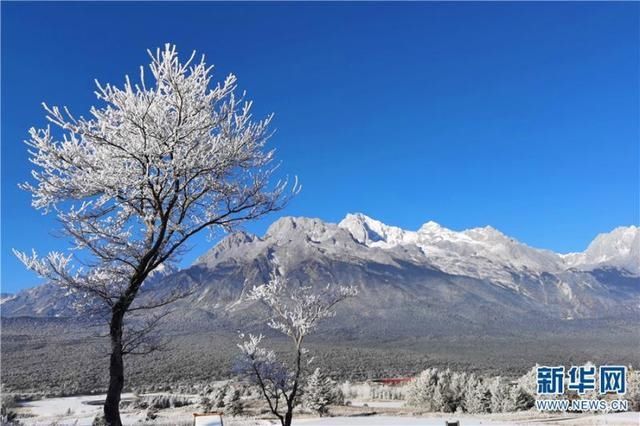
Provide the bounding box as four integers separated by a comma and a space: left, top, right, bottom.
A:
564, 225, 640, 274
338, 213, 408, 246
418, 220, 444, 233
195, 231, 257, 265
266, 216, 327, 237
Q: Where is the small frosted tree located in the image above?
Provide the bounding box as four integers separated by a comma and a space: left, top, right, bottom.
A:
516, 365, 538, 397
236, 267, 356, 426
406, 368, 468, 412
223, 387, 243, 417
303, 368, 336, 416
206, 385, 228, 410
627, 368, 640, 411
406, 368, 439, 409
512, 386, 535, 411
14, 44, 294, 425
462, 375, 491, 414
432, 386, 446, 412
447, 371, 468, 412
488, 377, 514, 413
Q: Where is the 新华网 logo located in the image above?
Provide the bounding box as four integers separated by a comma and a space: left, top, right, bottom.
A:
535, 364, 629, 412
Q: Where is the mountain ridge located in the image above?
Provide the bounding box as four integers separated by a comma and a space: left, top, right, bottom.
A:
336, 212, 638, 276
2, 214, 638, 332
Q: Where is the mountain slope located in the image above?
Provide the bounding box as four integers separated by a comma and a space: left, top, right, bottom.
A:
2, 214, 638, 337
563, 226, 640, 274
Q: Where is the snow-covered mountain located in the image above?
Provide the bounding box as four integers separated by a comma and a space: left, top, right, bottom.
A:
338, 213, 638, 283
562, 226, 640, 274
338, 214, 566, 285
2, 214, 638, 334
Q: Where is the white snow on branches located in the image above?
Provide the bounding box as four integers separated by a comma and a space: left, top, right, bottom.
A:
248, 269, 358, 344
235, 266, 356, 426
14, 44, 296, 309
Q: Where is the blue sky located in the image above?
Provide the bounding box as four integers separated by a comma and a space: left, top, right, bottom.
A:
2, 2, 638, 293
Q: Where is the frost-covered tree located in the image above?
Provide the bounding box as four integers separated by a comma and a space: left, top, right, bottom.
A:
14, 44, 294, 425
0, 393, 19, 426
488, 377, 513, 413
236, 267, 356, 426
408, 368, 536, 414
198, 395, 213, 413
432, 385, 446, 412
516, 365, 538, 397
213, 386, 229, 409
406, 368, 439, 409
627, 368, 640, 411
223, 387, 243, 417
462, 376, 491, 414
447, 371, 468, 412
200, 385, 227, 411
303, 368, 337, 416
512, 386, 535, 411
406, 368, 468, 412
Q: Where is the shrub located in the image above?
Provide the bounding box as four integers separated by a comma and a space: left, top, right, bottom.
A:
223, 387, 243, 417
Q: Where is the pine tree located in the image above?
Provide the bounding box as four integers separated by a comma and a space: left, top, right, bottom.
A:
513, 387, 535, 411
406, 368, 438, 408
223, 387, 243, 417
627, 369, 640, 411
436, 386, 450, 412
199, 395, 212, 412
435, 369, 453, 412
481, 387, 493, 413
489, 377, 511, 413
447, 371, 468, 412
463, 376, 490, 414
517, 366, 538, 397
213, 386, 228, 409
303, 368, 335, 417
502, 386, 517, 412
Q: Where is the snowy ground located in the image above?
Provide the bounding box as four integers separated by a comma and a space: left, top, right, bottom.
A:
17, 393, 145, 425
349, 401, 405, 409
15, 393, 198, 425
13, 394, 640, 426
293, 412, 640, 425
294, 416, 513, 425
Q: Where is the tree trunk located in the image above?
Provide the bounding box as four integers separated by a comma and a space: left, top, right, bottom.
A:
282, 346, 302, 426
283, 410, 293, 426
104, 309, 125, 426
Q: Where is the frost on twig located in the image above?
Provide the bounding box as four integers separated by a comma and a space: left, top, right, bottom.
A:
15, 43, 297, 318
235, 266, 356, 426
